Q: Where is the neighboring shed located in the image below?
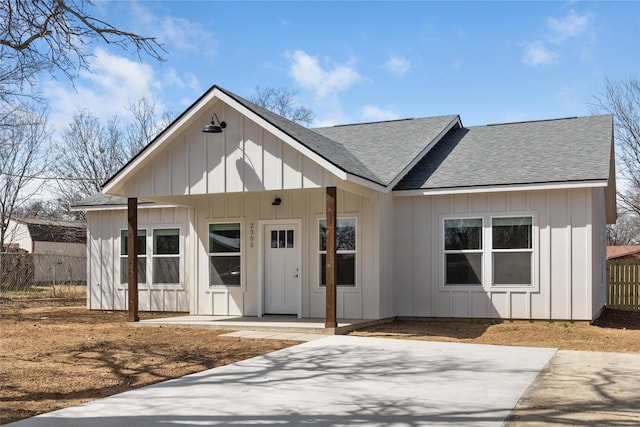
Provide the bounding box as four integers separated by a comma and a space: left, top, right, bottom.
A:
75, 85, 616, 321
3, 217, 87, 283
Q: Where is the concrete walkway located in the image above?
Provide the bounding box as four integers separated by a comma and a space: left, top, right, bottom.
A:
8, 336, 555, 427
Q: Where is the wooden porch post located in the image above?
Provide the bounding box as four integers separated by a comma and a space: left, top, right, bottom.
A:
127, 197, 139, 322
325, 186, 337, 328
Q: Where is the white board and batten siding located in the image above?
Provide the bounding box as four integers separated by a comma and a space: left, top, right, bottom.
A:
122, 107, 336, 198
86, 207, 192, 312
393, 188, 607, 321
193, 188, 380, 320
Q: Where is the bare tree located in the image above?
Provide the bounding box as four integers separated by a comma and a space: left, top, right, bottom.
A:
0, 104, 50, 250
54, 98, 174, 215
250, 86, 315, 126
592, 76, 640, 216
124, 97, 174, 158
607, 213, 640, 246
54, 110, 125, 213
0, 0, 165, 104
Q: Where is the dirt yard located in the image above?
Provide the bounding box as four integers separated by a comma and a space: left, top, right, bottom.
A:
1, 290, 639, 425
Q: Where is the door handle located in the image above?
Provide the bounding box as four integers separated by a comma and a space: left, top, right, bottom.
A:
293, 274, 299, 278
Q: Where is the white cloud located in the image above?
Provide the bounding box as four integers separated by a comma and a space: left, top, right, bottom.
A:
383, 55, 411, 77
43, 48, 160, 134
130, 2, 218, 57
523, 42, 557, 66
546, 10, 592, 43
361, 105, 400, 122
285, 50, 362, 97
523, 10, 594, 67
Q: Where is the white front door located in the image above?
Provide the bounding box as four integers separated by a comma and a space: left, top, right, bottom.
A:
264, 223, 300, 315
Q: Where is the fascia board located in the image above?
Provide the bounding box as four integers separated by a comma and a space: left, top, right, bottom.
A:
384, 115, 462, 193
215, 90, 349, 181
393, 180, 609, 197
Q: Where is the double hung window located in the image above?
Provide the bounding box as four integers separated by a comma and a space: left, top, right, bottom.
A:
209, 223, 241, 286
492, 217, 533, 286
444, 218, 483, 286
319, 218, 356, 287
153, 229, 180, 284
120, 229, 147, 284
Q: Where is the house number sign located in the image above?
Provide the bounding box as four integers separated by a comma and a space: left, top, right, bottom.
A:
249, 222, 255, 248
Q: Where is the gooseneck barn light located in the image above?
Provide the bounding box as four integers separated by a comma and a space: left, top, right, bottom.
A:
202, 114, 227, 133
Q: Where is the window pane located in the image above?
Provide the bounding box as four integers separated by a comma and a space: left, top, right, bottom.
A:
492, 217, 532, 249
319, 218, 356, 251
320, 253, 356, 287
154, 229, 179, 255
279, 230, 285, 248
120, 230, 146, 255
493, 252, 532, 285
271, 230, 278, 248
209, 223, 240, 253
445, 219, 482, 250
153, 257, 179, 284
120, 258, 146, 284
210, 256, 241, 286
287, 230, 294, 248
445, 253, 482, 285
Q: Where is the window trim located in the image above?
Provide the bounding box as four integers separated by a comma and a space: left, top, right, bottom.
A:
439, 213, 538, 291
208, 221, 243, 289
151, 227, 182, 286
490, 215, 534, 287
443, 217, 484, 287
317, 216, 358, 289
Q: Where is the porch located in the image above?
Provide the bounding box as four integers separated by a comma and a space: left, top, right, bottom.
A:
136, 315, 392, 335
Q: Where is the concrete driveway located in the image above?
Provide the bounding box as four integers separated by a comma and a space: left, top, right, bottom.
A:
9, 336, 555, 427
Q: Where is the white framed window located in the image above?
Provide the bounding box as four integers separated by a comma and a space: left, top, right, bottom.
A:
444, 218, 483, 286
491, 216, 533, 286
152, 228, 180, 284
319, 217, 356, 288
119, 229, 147, 285
209, 222, 241, 287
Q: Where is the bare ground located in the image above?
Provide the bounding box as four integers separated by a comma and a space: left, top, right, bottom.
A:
1, 289, 639, 425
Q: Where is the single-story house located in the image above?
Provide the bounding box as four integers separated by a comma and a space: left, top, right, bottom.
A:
75, 85, 616, 322
2, 217, 87, 283
607, 245, 640, 260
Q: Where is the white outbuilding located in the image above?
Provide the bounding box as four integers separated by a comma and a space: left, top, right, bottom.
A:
75, 85, 616, 322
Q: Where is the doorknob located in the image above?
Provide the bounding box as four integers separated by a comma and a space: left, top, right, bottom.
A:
293, 274, 299, 278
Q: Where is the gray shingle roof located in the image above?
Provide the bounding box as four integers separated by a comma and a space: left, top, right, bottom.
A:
313, 116, 459, 186
394, 115, 613, 191
219, 87, 382, 185
72, 194, 157, 208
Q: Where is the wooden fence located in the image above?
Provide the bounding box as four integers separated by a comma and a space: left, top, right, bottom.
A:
607, 259, 640, 312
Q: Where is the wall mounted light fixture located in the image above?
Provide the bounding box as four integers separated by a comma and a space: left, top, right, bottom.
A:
202, 114, 227, 133
272, 197, 282, 206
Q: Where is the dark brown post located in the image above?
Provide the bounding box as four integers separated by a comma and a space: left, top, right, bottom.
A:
127, 197, 139, 322
325, 186, 337, 328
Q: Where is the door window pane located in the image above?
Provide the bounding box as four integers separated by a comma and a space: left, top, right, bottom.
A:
271, 230, 278, 248
278, 230, 285, 248
287, 230, 294, 248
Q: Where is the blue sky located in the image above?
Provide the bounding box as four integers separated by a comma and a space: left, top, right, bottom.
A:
42, 0, 640, 132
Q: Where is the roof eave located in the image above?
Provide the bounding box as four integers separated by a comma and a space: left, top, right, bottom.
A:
392, 179, 610, 196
